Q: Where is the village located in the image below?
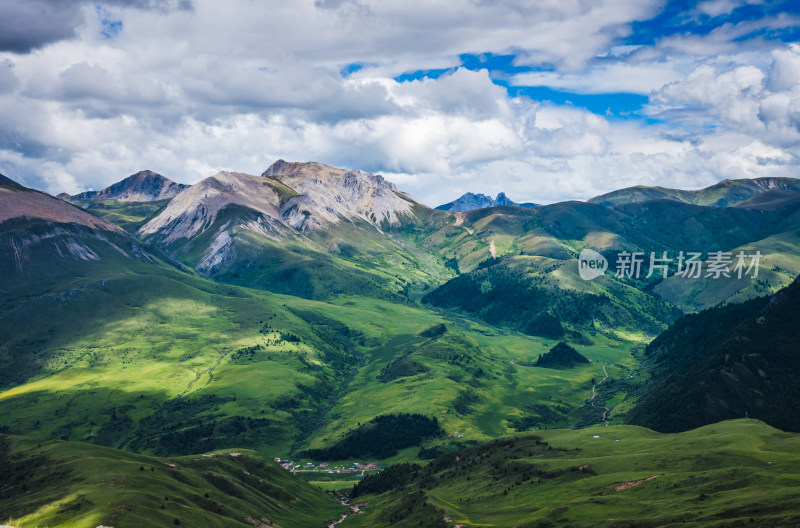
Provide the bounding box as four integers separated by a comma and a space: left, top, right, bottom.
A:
274, 458, 382, 476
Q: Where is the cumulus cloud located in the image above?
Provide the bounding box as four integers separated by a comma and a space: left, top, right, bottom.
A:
0, 59, 19, 93
650, 43, 800, 149
0, 0, 799, 207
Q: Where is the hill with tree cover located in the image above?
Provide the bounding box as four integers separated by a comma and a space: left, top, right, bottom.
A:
533, 342, 590, 369
627, 276, 800, 433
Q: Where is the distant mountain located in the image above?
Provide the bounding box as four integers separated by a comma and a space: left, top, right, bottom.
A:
588, 177, 800, 207
627, 276, 800, 433
733, 189, 800, 210
69, 170, 186, 203
435, 192, 537, 212
0, 173, 21, 187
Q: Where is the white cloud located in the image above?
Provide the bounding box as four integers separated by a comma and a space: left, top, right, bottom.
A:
0, 0, 799, 208
510, 60, 687, 95
695, 0, 762, 18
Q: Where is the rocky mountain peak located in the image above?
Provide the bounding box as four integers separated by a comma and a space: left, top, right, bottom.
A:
138, 171, 283, 243
70, 170, 187, 203
435, 191, 535, 212
261, 160, 413, 230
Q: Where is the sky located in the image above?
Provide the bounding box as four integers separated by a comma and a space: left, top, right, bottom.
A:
1, 0, 799, 206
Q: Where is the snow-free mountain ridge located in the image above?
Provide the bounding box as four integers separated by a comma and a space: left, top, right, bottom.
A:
68, 170, 187, 203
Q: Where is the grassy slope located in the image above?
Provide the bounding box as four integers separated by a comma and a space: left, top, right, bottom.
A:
68, 198, 173, 233
293, 296, 644, 456
343, 420, 800, 528
0, 434, 344, 528
0, 263, 335, 453
587, 178, 800, 207
0, 242, 644, 461
156, 203, 456, 302
5, 182, 799, 464
423, 197, 800, 320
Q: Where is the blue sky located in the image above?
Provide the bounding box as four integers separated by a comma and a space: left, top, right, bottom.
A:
383, 1, 800, 121
0, 0, 799, 205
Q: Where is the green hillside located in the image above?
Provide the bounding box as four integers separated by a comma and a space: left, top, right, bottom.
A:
423, 195, 800, 320
588, 177, 800, 207
0, 434, 344, 528
69, 198, 174, 233
343, 420, 800, 527
627, 276, 800, 433
4, 171, 800, 526
168, 204, 456, 302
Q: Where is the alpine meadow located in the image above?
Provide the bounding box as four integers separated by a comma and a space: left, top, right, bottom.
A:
3, 1, 800, 527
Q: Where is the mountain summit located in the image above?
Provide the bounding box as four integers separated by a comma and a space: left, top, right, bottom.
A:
138, 171, 288, 243
436, 192, 537, 212
136, 161, 426, 297
70, 170, 187, 202
140, 161, 418, 244
262, 160, 416, 229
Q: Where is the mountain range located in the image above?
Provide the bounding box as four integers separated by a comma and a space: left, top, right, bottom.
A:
588, 177, 800, 207
3, 162, 800, 526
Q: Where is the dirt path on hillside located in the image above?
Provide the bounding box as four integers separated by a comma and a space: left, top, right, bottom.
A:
453, 213, 474, 234
615, 475, 661, 492
590, 364, 611, 426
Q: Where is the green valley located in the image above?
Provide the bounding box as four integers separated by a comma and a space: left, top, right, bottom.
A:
4, 167, 800, 527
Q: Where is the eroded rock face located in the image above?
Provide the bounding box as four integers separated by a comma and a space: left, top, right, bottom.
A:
141, 161, 417, 243
1, 185, 153, 275
263, 160, 414, 230
138, 171, 285, 243
136, 161, 421, 275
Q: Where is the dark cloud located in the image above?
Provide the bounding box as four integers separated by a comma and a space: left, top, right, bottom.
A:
0, 0, 193, 53
0, 1, 82, 53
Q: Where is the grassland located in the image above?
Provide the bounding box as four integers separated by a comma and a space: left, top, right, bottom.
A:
0, 242, 646, 462
69, 198, 173, 233
342, 419, 800, 527
0, 434, 344, 528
